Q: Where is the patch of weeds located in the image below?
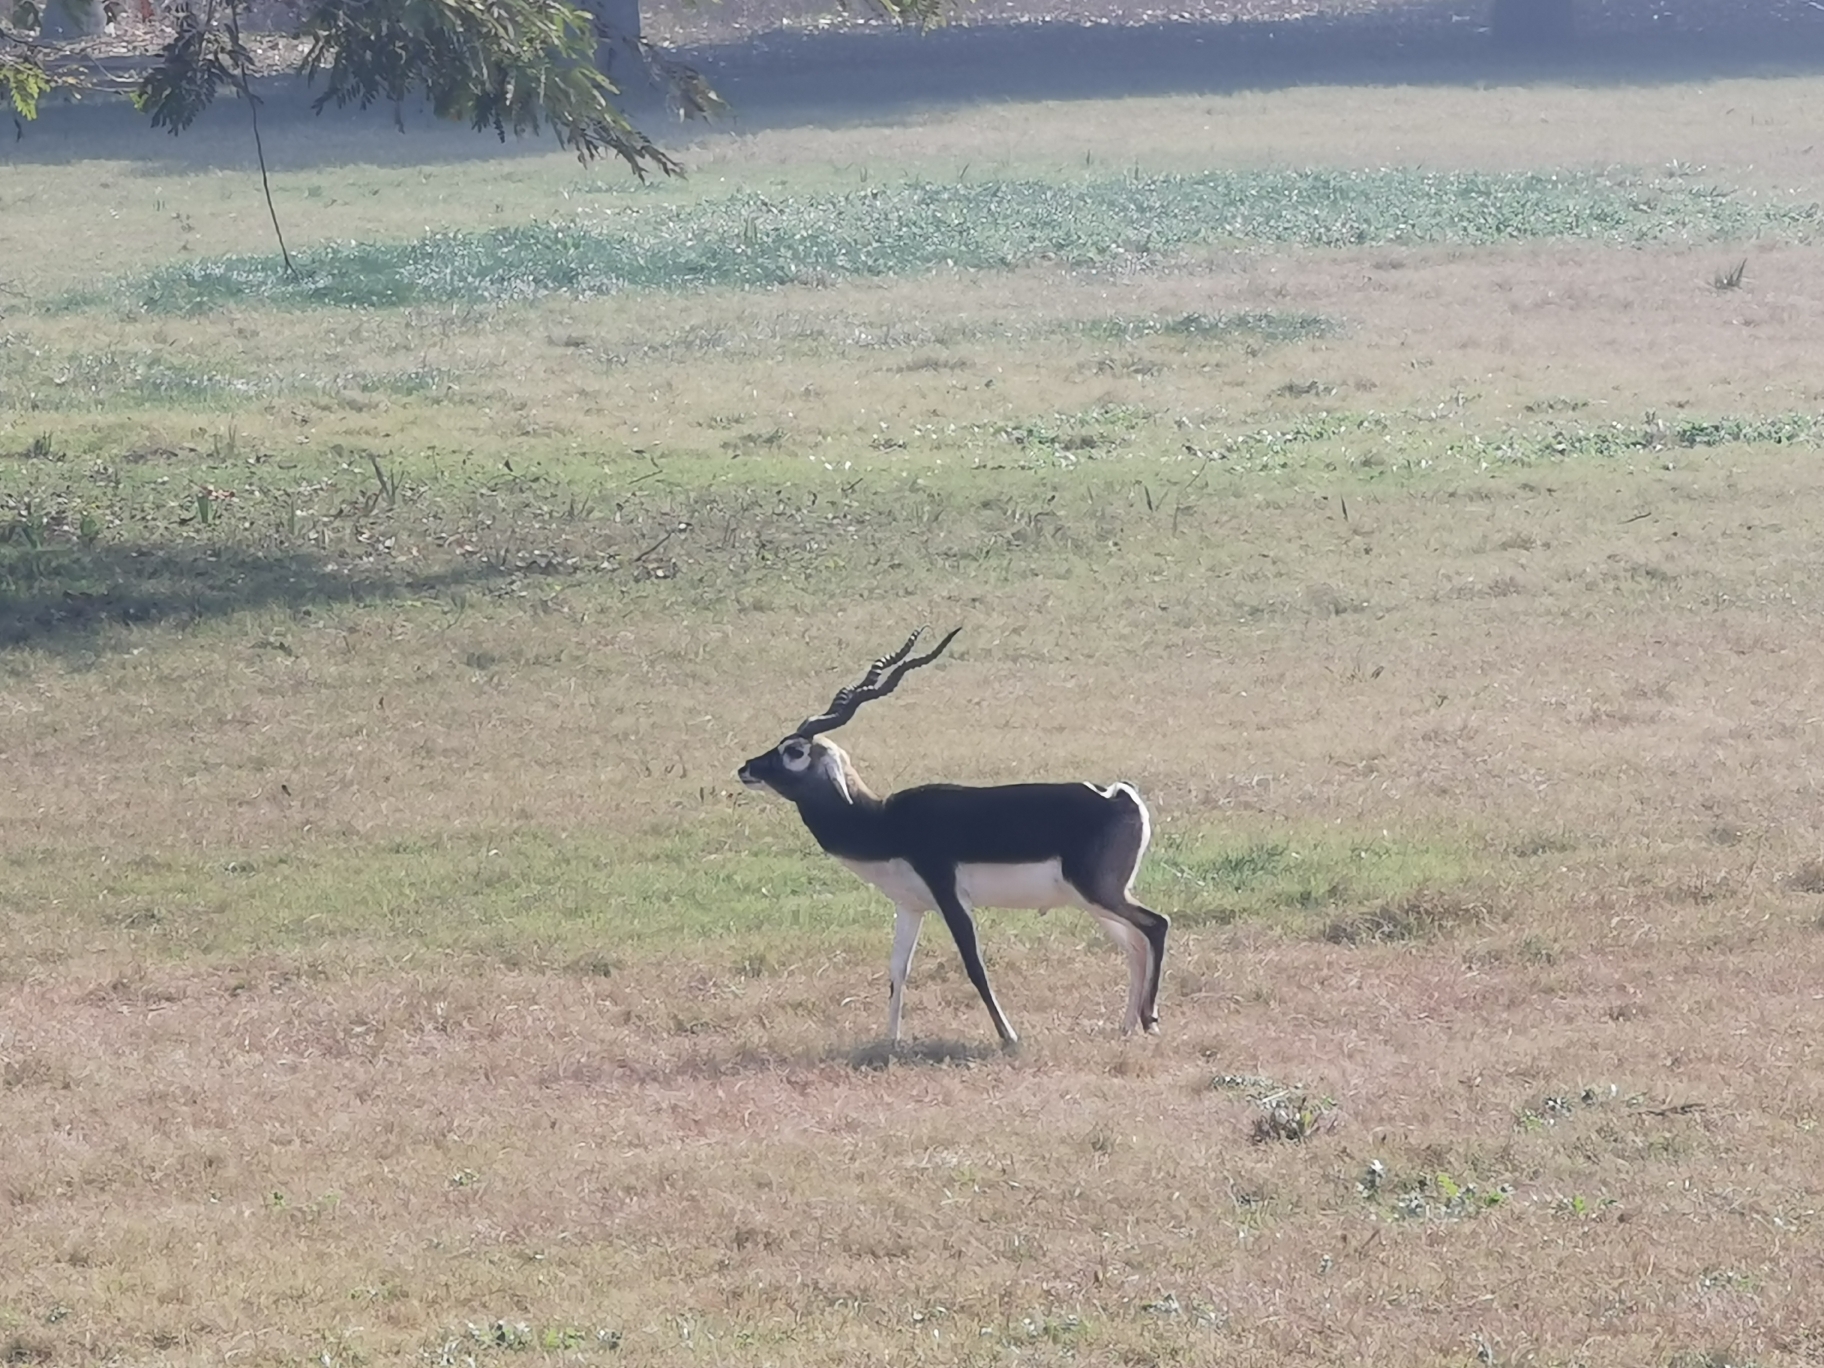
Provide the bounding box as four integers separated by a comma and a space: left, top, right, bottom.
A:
991, 403, 1149, 460
1250, 1090, 1338, 1143
1468, 411, 1824, 466
1516, 1084, 1618, 1132
1712, 259, 1747, 290
14, 433, 61, 461
1358, 1157, 1512, 1220
435, 1319, 617, 1358
1135, 1293, 1227, 1328
1211, 1073, 1279, 1092
1552, 1192, 1622, 1219
429, 1321, 515, 1358
1696, 1268, 1758, 1293
1320, 888, 1493, 945
1389, 1170, 1511, 1221
537, 1327, 597, 1351
1211, 1073, 1339, 1142
105, 168, 1823, 314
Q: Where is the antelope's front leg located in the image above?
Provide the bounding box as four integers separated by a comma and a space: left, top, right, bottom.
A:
923, 872, 1020, 1048
886, 904, 925, 1043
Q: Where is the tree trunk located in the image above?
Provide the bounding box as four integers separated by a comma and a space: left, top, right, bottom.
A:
1490, 0, 1575, 51
577, 0, 642, 75
37, 0, 106, 37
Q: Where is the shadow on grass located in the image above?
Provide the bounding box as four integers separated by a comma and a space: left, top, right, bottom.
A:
4, 0, 1820, 173
844, 1037, 1007, 1070
0, 541, 508, 657
698, 0, 1824, 140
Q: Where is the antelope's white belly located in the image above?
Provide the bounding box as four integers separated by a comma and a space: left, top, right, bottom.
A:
838, 858, 1085, 913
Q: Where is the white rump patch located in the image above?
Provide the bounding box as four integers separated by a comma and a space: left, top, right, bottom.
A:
1080, 781, 1153, 896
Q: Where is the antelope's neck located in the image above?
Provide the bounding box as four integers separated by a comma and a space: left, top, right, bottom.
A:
795, 772, 892, 861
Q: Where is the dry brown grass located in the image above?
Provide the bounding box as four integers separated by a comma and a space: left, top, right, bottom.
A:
8, 64, 1824, 1368
9, 441, 1824, 1362
6, 927, 1824, 1365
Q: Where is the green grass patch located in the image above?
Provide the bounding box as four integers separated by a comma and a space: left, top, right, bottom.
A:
1145, 829, 1487, 935
1459, 412, 1824, 463
5, 820, 1493, 978
4, 824, 904, 972
90, 169, 1821, 313
0, 348, 456, 413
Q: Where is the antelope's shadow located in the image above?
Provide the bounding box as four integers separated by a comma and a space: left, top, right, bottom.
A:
844, 1037, 1009, 1070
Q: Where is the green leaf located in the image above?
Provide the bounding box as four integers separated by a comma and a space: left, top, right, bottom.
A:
0, 53, 55, 120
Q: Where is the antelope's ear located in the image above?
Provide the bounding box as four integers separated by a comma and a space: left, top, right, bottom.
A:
812, 740, 853, 804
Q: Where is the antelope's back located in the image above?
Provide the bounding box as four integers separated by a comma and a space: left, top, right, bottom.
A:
883, 780, 1143, 864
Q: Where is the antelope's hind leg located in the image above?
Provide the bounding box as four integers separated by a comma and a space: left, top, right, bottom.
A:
1070, 796, 1170, 1034
1090, 912, 1151, 1033
1121, 900, 1170, 1033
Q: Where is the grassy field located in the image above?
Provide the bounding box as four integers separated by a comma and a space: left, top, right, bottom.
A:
6, 68, 1824, 1367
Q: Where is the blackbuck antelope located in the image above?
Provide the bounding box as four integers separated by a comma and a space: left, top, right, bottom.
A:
738, 628, 1168, 1047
